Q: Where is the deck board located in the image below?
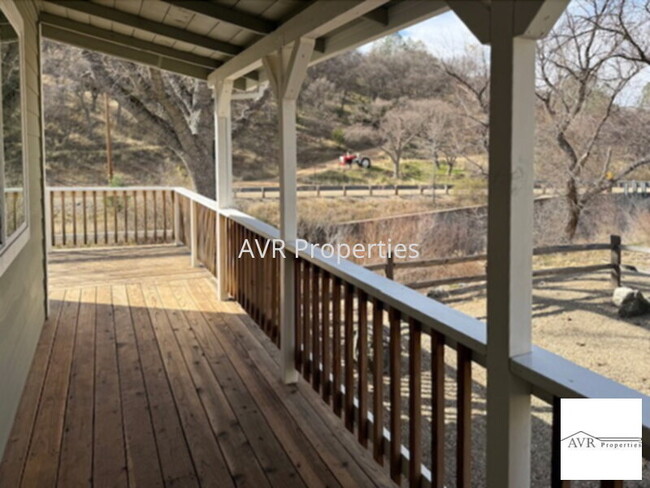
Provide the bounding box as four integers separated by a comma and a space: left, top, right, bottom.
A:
0, 246, 397, 488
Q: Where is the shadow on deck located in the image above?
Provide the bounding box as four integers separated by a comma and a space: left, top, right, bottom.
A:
0, 246, 395, 488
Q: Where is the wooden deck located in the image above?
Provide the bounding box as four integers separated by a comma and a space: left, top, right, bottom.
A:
0, 246, 396, 488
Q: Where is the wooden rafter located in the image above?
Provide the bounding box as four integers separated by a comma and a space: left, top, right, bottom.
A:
164, 1, 277, 35
44, 0, 242, 56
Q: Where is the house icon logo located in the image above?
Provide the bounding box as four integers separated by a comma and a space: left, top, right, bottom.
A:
560, 398, 642, 481
562, 431, 642, 450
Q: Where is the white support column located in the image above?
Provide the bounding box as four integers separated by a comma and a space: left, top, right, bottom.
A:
486, 3, 536, 487
214, 79, 234, 300
263, 37, 315, 384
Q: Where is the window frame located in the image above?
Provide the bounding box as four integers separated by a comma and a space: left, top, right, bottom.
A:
0, 1, 30, 276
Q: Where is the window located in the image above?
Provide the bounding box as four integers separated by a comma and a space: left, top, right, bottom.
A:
0, 9, 26, 252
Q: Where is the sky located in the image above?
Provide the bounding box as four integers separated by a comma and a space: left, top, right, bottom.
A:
361, 10, 650, 106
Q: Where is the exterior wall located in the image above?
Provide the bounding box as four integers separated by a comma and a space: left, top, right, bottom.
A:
0, 0, 46, 458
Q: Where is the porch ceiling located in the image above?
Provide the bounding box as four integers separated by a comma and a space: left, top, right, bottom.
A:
39, 0, 449, 84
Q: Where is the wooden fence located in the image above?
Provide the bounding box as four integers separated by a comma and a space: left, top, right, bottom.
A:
366, 237, 650, 291
235, 183, 450, 198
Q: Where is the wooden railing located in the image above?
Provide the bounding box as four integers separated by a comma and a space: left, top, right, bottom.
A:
44, 186, 650, 487
47, 187, 176, 247
219, 206, 649, 488
4, 188, 25, 237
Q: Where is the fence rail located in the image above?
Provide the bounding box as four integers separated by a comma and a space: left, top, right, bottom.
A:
45, 186, 650, 487
367, 238, 650, 291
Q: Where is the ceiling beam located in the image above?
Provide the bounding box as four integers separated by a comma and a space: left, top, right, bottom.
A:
363, 6, 390, 25
45, 0, 243, 56
41, 24, 212, 79
208, 0, 390, 84
164, 1, 277, 35
41, 13, 221, 70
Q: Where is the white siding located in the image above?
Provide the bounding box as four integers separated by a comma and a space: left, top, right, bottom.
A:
0, 0, 46, 458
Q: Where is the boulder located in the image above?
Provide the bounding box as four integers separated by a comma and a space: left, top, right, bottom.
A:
612, 287, 636, 307
612, 287, 650, 318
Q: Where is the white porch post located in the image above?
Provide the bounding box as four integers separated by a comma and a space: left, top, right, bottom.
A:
263, 38, 315, 384
449, 1, 568, 486
486, 23, 536, 488
214, 79, 234, 301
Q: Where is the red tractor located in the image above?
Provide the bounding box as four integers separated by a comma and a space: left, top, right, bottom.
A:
339, 152, 372, 169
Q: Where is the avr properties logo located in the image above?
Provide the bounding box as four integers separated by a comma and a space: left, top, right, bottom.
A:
561, 398, 642, 480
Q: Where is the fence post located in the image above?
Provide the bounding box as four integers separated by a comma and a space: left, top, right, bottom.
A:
385, 253, 394, 280
610, 234, 621, 289
173, 191, 181, 245
190, 199, 198, 267
369, 184, 373, 196
316, 185, 321, 197
343, 184, 347, 197
394, 185, 399, 196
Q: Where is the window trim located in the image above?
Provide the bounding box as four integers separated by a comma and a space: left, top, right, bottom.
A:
0, 1, 30, 275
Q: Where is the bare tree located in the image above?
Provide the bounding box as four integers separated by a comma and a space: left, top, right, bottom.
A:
537, 0, 646, 239
436, 47, 490, 176
346, 99, 436, 178
83, 51, 217, 197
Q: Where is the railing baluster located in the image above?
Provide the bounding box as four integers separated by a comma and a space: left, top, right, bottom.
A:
103, 191, 108, 245
71, 191, 77, 246
153, 190, 158, 242
82, 190, 87, 245
172, 191, 178, 243
344, 282, 355, 433
358, 289, 369, 447
294, 258, 303, 369
50, 191, 55, 247
12, 192, 17, 231
431, 331, 445, 488
322, 272, 331, 404
163, 190, 168, 242
457, 344, 472, 488
133, 190, 138, 244
113, 190, 118, 244
372, 298, 384, 464
123, 191, 129, 243
332, 277, 342, 417
143, 189, 148, 243
272, 251, 279, 344
312, 266, 321, 392
61, 191, 66, 246
408, 317, 422, 488
303, 262, 312, 382
92, 191, 98, 245
389, 306, 402, 483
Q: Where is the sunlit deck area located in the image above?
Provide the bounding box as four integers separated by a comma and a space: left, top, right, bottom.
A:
0, 246, 395, 488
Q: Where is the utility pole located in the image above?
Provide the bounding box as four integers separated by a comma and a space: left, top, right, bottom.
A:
105, 93, 113, 183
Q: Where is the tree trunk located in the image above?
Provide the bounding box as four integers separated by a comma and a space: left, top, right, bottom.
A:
393, 156, 400, 179
564, 178, 581, 240
183, 151, 215, 199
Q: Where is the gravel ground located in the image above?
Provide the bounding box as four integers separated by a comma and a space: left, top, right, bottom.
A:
417, 267, 650, 487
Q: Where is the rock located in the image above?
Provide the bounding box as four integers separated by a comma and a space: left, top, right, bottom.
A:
427, 287, 448, 300
612, 287, 650, 318
612, 287, 636, 307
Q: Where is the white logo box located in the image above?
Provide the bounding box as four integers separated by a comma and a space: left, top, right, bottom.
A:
561, 398, 642, 480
